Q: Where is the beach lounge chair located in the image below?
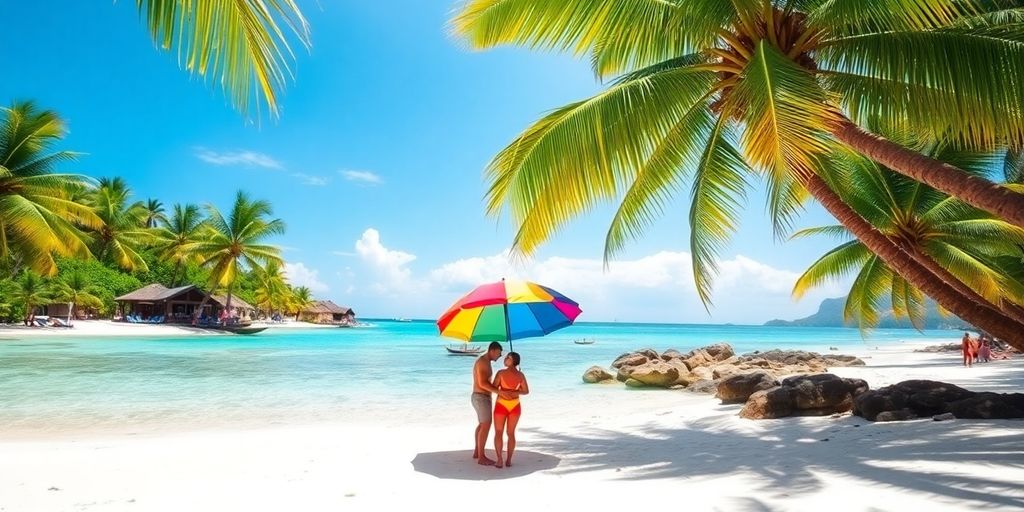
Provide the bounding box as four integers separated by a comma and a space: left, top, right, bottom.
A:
34, 317, 50, 327
51, 317, 72, 328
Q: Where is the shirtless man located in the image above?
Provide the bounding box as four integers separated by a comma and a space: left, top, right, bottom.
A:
962, 332, 974, 367
471, 341, 516, 465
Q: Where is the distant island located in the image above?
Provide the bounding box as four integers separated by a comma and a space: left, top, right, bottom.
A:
765, 297, 970, 330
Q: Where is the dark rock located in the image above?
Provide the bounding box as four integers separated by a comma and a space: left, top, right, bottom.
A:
853, 380, 974, 421
582, 366, 614, 384
781, 374, 869, 415
876, 409, 916, 422
717, 371, 779, 404
932, 413, 955, 421
739, 387, 795, 419
948, 393, 1024, 419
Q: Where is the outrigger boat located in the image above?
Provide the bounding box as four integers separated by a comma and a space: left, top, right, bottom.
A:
445, 344, 484, 356
573, 338, 596, 345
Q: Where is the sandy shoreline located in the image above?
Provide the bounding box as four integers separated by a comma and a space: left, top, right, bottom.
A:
0, 342, 1021, 511
0, 319, 337, 338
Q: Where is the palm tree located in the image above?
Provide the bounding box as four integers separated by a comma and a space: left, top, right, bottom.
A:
451, 1, 1024, 344
0, 102, 101, 276
289, 285, 313, 321
153, 203, 207, 286
453, 0, 1024, 228
13, 271, 51, 326
794, 150, 1024, 333
135, 1, 311, 118
253, 261, 290, 316
192, 191, 284, 324
51, 271, 104, 325
88, 177, 153, 272
143, 198, 167, 228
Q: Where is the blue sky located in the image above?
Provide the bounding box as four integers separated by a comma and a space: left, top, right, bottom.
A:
1, 1, 849, 323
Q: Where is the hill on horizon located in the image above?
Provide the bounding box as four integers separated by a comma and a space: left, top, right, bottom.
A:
765, 296, 970, 330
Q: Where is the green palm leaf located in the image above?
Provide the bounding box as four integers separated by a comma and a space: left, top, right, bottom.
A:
137, 0, 310, 119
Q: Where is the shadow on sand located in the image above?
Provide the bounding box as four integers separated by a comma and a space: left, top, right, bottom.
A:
411, 450, 560, 480
524, 414, 1024, 508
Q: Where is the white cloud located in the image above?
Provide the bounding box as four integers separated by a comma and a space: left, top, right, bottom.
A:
283, 262, 329, 294
340, 169, 383, 185
345, 228, 846, 323
195, 148, 283, 169
354, 229, 419, 295
292, 173, 330, 186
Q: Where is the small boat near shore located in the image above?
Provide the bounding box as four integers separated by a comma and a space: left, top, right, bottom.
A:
573, 338, 596, 345
205, 325, 268, 335
445, 344, 484, 356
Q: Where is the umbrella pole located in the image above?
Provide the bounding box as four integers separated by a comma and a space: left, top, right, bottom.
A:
503, 302, 513, 352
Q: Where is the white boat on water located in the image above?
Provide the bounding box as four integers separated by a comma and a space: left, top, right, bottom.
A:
444, 344, 484, 356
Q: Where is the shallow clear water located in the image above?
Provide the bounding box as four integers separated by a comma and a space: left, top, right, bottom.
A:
0, 321, 958, 435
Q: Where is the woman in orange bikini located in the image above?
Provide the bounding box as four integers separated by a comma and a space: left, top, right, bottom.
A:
492, 352, 529, 469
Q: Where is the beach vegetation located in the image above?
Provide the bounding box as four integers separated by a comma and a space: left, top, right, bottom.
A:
794, 148, 1024, 331
135, 0, 311, 119
189, 191, 285, 322
451, 0, 1024, 344
0, 102, 100, 277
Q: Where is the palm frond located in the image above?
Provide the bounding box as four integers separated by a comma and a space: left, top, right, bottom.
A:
137, 0, 310, 119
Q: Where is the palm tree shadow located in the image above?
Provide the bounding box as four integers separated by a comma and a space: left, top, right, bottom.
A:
526, 415, 1024, 508
411, 450, 560, 480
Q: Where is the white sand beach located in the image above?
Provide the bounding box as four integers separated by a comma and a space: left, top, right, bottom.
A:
0, 343, 1021, 512
0, 319, 336, 338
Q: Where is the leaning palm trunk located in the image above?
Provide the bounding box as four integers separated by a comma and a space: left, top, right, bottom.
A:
802, 173, 1024, 350
224, 284, 234, 323
903, 245, 1024, 328
192, 291, 214, 326
831, 117, 1024, 230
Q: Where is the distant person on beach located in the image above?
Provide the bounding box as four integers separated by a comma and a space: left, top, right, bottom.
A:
492, 351, 529, 469
962, 332, 974, 367
471, 341, 509, 466
979, 339, 992, 363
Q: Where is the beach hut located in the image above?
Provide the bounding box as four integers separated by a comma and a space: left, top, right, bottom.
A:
300, 300, 356, 325
115, 284, 256, 323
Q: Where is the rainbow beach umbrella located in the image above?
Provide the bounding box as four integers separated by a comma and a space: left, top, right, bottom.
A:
437, 279, 582, 350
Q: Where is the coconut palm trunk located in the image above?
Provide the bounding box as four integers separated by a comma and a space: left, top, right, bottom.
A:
192, 291, 214, 326
902, 244, 1024, 327
831, 117, 1024, 230
225, 283, 234, 324
802, 172, 1024, 349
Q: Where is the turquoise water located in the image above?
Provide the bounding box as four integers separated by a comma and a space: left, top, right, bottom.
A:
0, 321, 959, 435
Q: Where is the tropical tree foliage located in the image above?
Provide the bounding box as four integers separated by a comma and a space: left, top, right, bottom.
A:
0, 102, 100, 276
289, 285, 313, 321
11, 271, 51, 325
136, 0, 311, 118
794, 148, 1024, 331
51, 270, 104, 323
86, 177, 154, 272
0, 100, 315, 324
191, 191, 285, 320
152, 203, 207, 286
451, 0, 1024, 305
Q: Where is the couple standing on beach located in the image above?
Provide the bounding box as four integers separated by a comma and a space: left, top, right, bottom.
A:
471, 342, 530, 468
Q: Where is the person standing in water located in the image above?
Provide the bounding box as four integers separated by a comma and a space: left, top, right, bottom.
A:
492, 352, 529, 469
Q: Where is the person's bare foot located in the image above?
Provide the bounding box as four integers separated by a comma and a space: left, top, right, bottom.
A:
506, 458, 512, 468
495, 460, 504, 469
477, 456, 496, 466
472, 450, 479, 459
